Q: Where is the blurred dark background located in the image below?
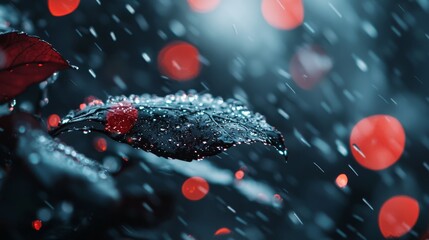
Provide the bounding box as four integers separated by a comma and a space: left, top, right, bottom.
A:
1, 0, 429, 239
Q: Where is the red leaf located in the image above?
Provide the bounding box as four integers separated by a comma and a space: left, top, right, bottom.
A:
0, 31, 73, 103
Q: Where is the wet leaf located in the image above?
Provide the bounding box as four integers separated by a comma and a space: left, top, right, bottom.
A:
52, 90, 287, 161
0, 112, 119, 207
0, 112, 174, 239
0, 31, 73, 103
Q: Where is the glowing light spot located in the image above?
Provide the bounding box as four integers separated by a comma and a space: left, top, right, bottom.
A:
290, 45, 333, 90
48, 0, 80, 17
79, 103, 87, 110
105, 101, 138, 135
94, 137, 107, 152
378, 196, 419, 238
188, 0, 220, 13
261, 0, 304, 30
181, 177, 209, 201
32, 219, 42, 231
350, 115, 405, 170
48, 114, 61, 128
274, 194, 283, 202
37, 63, 43, 67
335, 174, 348, 188
158, 42, 201, 81
214, 227, 231, 236
85, 96, 104, 106
235, 170, 245, 180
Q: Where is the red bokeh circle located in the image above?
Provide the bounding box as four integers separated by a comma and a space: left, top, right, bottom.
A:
48, 0, 80, 17
378, 196, 419, 238
350, 115, 405, 170
32, 220, 42, 231
335, 174, 348, 188
158, 42, 201, 81
261, 0, 304, 30
188, 0, 220, 13
289, 45, 332, 90
48, 114, 61, 128
182, 176, 209, 201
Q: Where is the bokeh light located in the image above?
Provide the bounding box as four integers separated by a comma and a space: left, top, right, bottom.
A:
350, 115, 405, 170
181, 177, 209, 201
94, 137, 107, 152
261, 0, 304, 30
273, 194, 283, 203
188, 0, 220, 13
290, 45, 333, 90
32, 220, 42, 231
48, 0, 80, 17
335, 174, 348, 188
79, 103, 87, 110
235, 170, 245, 180
47, 114, 60, 128
158, 42, 201, 81
214, 227, 231, 236
378, 196, 419, 238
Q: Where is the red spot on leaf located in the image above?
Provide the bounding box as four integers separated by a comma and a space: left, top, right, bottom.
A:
48, 0, 80, 17
182, 177, 209, 201
378, 196, 419, 238
105, 101, 138, 135
32, 219, 42, 231
188, 0, 220, 13
290, 45, 333, 90
350, 115, 405, 170
48, 114, 61, 128
0, 31, 72, 103
214, 227, 231, 236
158, 42, 201, 81
261, 0, 304, 30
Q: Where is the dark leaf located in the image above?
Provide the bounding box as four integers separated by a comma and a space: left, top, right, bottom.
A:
0, 112, 120, 208
17, 129, 120, 205
52, 90, 287, 161
0, 31, 73, 103
0, 112, 174, 239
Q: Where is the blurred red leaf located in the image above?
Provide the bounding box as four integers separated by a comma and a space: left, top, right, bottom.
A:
0, 31, 73, 103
